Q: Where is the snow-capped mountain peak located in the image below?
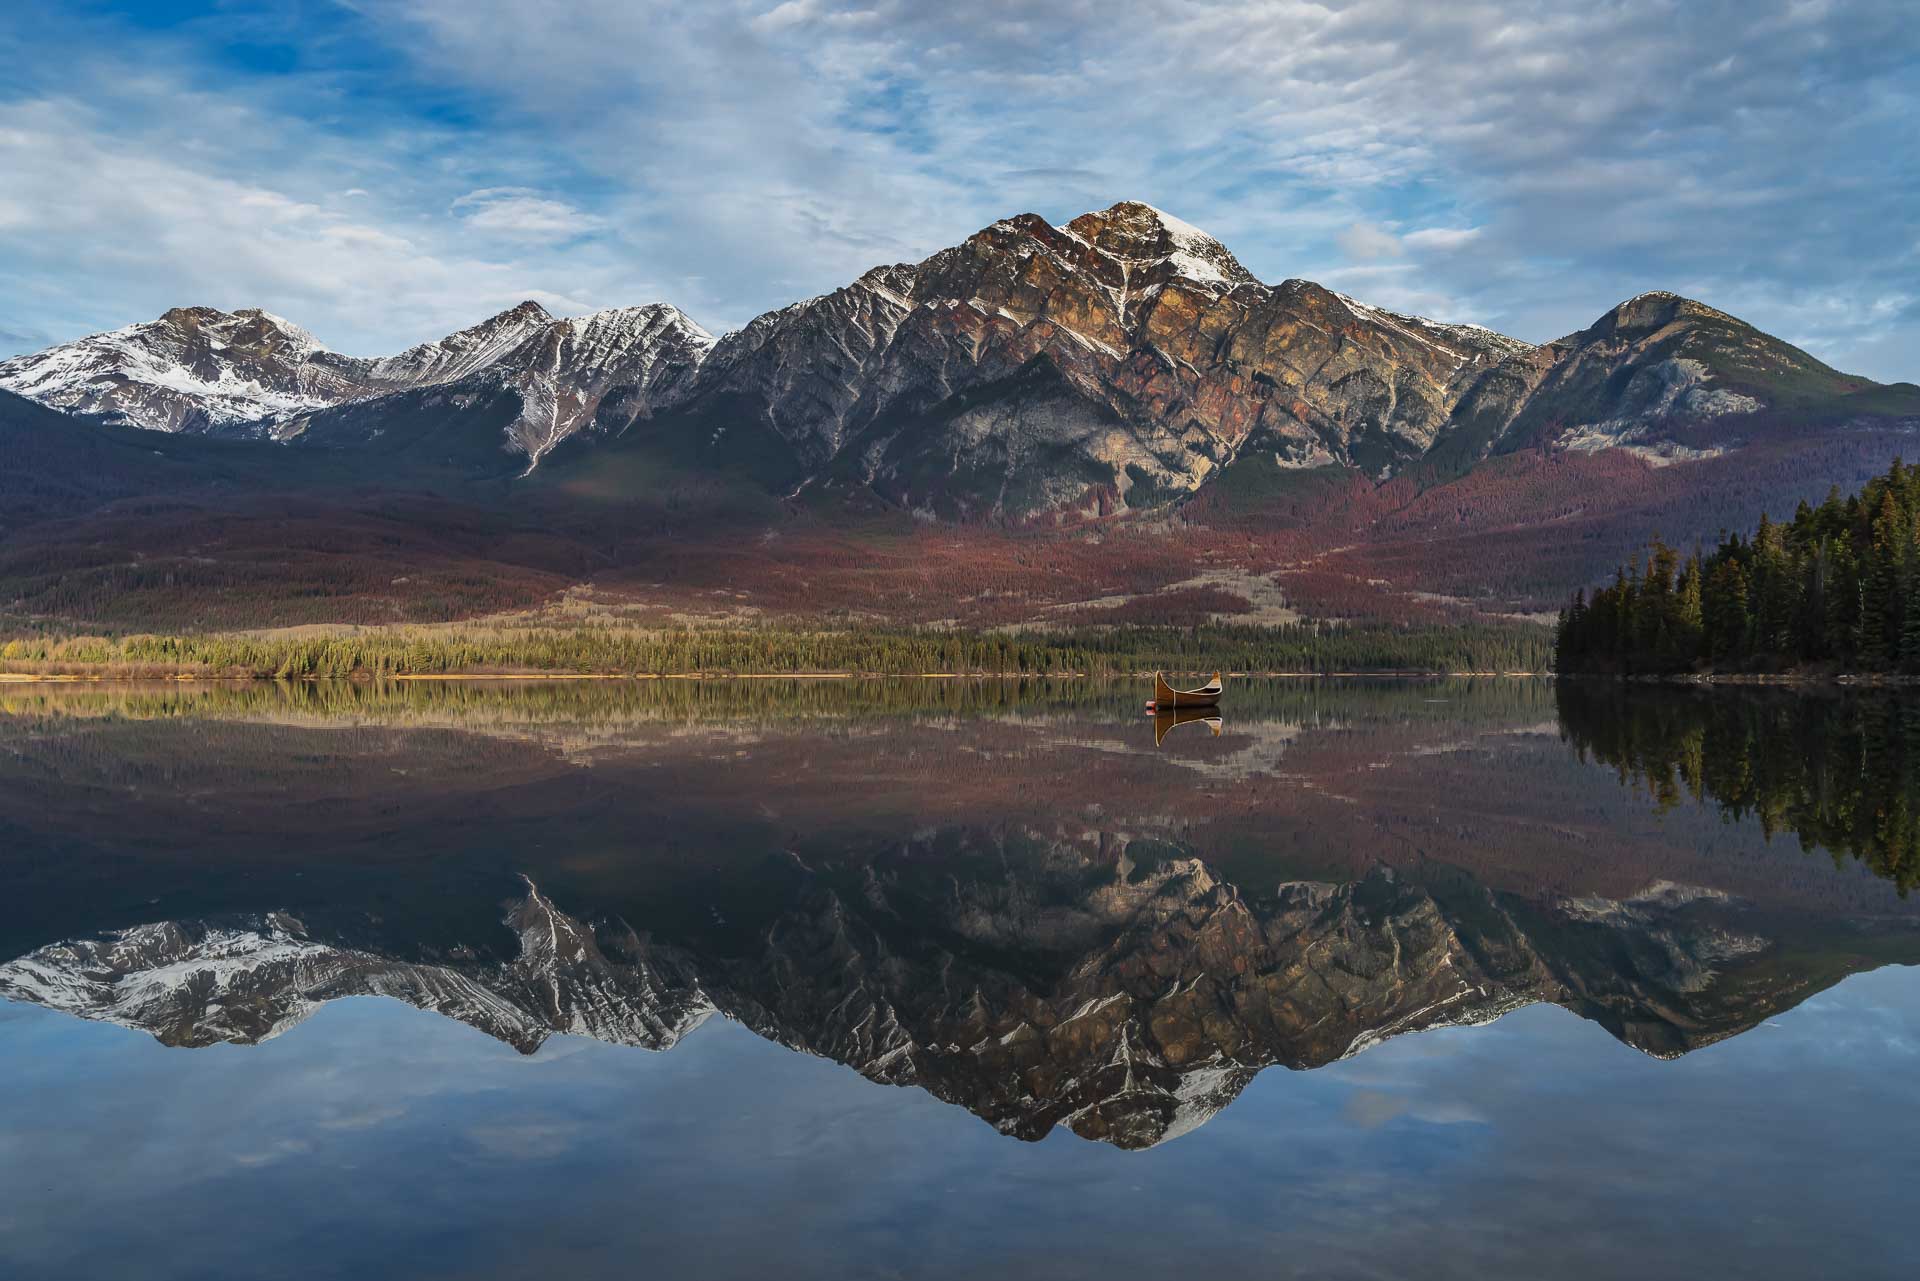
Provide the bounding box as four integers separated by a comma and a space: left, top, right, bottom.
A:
0, 305, 368, 432
1062, 200, 1259, 291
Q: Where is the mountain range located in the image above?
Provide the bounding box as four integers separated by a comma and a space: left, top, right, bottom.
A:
4, 200, 1918, 630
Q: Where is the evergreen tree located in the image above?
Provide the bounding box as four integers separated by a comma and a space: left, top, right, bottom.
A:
1703, 559, 1750, 664
1861, 492, 1903, 668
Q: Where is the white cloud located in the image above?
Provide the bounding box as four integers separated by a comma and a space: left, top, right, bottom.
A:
751, 0, 819, 33
451, 188, 608, 241
1403, 227, 1482, 253
1337, 222, 1405, 261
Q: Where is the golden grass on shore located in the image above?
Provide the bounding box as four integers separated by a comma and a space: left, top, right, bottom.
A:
0, 615, 1552, 682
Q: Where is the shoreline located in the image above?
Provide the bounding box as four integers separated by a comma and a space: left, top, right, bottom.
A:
1562, 671, 1920, 686
0, 669, 1549, 685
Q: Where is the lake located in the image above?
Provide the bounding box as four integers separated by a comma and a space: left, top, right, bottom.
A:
1, 677, 1916, 1280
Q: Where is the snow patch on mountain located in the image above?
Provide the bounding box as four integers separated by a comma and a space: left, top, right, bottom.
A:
0, 297, 723, 465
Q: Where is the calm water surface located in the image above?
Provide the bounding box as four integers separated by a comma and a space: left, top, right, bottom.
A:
1, 678, 1916, 1280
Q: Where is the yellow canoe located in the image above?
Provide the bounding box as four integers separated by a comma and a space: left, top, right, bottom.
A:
1150, 670, 1223, 709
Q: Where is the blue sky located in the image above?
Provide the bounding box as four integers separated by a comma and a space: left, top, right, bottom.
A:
2, 0, 1915, 381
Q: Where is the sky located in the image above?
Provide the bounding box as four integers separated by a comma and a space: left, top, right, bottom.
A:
1, 0, 1915, 381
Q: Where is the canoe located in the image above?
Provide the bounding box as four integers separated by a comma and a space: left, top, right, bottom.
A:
1150, 671, 1223, 709
1152, 705, 1223, 747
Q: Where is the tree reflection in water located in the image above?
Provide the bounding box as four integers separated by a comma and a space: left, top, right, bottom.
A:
1556, 682, 1920, 896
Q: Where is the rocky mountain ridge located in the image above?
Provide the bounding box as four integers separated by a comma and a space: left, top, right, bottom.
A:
4, 202, 1905, 515
0, 297, 716, 472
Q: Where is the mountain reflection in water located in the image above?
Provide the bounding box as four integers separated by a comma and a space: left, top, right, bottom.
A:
1, 678, 1917, 1152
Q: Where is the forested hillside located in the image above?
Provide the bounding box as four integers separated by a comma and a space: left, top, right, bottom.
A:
1556, 459, 1920, 674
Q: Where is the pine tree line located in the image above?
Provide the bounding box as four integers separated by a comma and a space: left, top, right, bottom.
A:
1556, 459, 1920, 674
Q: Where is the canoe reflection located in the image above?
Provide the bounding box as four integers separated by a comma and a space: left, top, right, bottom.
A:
1152, 704, 1223, 746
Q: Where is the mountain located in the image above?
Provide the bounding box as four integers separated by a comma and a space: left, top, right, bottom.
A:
1438, 291, 1914, 466
262, 302, 716, 472
0, 298, 716, 474
16, 200, 1904, 519
0, 306, 374, 432
6, 202, 1546, 504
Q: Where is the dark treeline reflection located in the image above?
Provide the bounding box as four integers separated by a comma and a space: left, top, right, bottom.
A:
1556, 682, 1920, 896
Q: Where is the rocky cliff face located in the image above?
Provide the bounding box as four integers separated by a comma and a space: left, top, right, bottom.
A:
2, 837, 1891, 1150
7, 205, 1908, 511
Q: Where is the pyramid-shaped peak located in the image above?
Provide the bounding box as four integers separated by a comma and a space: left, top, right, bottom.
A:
1064, 201, 1257, 288
495, 299, 555, 324
1078, 200, 1217, 240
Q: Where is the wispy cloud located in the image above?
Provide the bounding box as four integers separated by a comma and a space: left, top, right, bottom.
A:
451, 188, 609, 241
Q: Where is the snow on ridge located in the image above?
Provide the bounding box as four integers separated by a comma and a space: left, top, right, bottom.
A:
0, 293, 727, 443
1125, 202, 1221, 253
1125, 203, 1238, 285
0, 318, 344, 427
1164, 248, 1231, 286
563, 302, 718, 350
1332, 291, 1532, 359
